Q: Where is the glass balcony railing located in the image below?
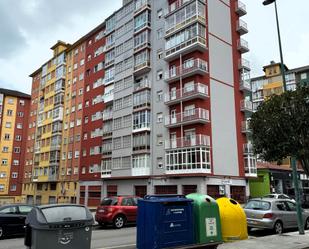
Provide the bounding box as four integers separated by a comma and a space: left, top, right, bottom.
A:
240, 99, 253, 112
243, 143, 254, 155
235, 1, 247, 16
165, 134, 210, 150
241, 121, 251, 133
237, 38, 249, 53
236, 19, 248, 35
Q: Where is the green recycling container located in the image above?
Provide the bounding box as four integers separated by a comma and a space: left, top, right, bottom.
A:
186, 193, 222, 244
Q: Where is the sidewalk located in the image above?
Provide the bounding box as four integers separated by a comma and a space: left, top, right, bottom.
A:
218, 232, 309, 249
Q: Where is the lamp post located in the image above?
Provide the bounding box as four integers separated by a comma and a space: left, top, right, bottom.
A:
263, 0, 304, 235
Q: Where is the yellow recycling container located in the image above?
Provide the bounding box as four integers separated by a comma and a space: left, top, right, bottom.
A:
216, 197, 248, 242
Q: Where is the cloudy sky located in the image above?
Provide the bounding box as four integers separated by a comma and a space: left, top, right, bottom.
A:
0, 0, 308, 94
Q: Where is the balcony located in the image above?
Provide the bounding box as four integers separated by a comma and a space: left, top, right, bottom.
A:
132, 167, 150, 176
237, 39, 249, 53
165, 58, 208, 84
104, 77, 115, 86
236, 20, 248, 35
165, 134, 210, 150
235, 1, 247, 16
48, 174, 58, 182
103, 91, 114, 103
241, 121, 251, 134
165, 108, 210, 128
240, 99, 253, 112
238, 58, 250, 71
165, 0, 206, 17
101, 161, 111, 178
165, 36, 207, 62
165, 83, 209, 105
103, 111, 113, 121
243, 143, 254, 155
134, 79, 150, 92
165, 146, 211, 174
240, 76, 251, 92
134, 61, 151, 76
134, 0, 151, 16
244, 154, 257, 177
102, 142, 112, 155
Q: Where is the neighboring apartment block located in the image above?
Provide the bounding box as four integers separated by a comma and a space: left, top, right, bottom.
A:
251, 61, 309, 111
0, 89, 30, 204
24, 0, 256, 206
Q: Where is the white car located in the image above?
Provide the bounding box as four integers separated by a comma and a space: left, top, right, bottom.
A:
263, 194, 295, 202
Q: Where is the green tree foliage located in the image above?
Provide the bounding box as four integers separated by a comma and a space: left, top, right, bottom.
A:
250, 86, 309, 174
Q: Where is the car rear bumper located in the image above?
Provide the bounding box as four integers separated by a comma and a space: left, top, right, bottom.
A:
95, 213, 113, 223
247, 218, 275, 229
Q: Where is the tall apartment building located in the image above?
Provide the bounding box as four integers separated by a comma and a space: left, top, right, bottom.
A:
251, 61, 309, 111
0, 89, 30, 204
25, 0, 255, 205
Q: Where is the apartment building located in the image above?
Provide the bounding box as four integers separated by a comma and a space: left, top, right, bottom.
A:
0, 88, 30, 204
93, 0, 255, 204
25, 0, 255, 205
251, 61, 309, 111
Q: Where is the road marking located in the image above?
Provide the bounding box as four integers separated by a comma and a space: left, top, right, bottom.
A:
97, 244, 136, 249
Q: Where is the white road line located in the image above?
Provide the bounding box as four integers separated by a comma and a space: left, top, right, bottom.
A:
97, 244, 136, 249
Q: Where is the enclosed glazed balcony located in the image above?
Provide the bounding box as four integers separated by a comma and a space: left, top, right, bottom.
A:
241, 121, 251, 134
236, 19, 248, 35
165, 134, 210, 150
134, 61, 151, 76
244, 155, 257, 177
235, 1, 247, 16
101, 160, 112, 178
165, 108, 210, 128
165, 58, 208, 84
103, 91, 114, 103
134, 0, 151, 16
240, 99, 253, 112
238, 58, 251, 71
237, 39, 249, 53
243, 143, 254, 155
103, 110, 113, 121
240, 73, 252, 92
164, 83, 209, 105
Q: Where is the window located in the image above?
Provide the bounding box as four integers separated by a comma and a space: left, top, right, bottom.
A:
12, 172, 18, 178
4, 134, 10, 140
157, 134, 163, 146
157, 70, 163, 80
132, 154, 150, 169
5, 122, 11, 128
133, 90, 150, 108
113, 117, 122, 130
133, 110, 151, 130
157, 8, 163, 19
157, 28, 163, 39
157, 113, 163, 123
123, 135, 131, 148
157, 91, 163, 102
19, 100, 25, 106
11, 185, 17, 192
13, 160, 19, 165
123, 115, 132, 127
80, 58, 85, 66
17, 112, 24, 117
157, 157, 163, 168
134, 10, 151, 32
8, 98, 14, 104
113, 137, 122, 150
2, 147, 9, 153
301, 73, 307, 80
7, 110, 13, 116
74, 151, 80, 158
1, 159, 8, 165
14, 147, 20, 153
157, 49, 163, 60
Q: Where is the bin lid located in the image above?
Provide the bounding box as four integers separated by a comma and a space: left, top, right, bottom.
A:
142, 195, 193, 203
26, 204, 93, 228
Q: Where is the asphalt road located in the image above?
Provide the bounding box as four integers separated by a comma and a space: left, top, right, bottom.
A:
0, 225, 300, 249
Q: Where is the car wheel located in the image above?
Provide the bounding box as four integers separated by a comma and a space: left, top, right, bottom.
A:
113, 215, 126, 229
274, 221, 283, 234
0, 226, 4, 239
305, 218, 309, 230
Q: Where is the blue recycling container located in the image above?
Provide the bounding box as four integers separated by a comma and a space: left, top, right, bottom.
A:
136, 195, 194, 249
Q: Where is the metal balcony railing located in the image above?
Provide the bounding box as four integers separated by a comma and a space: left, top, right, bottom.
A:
235, 1, 247, 16
236, 19, 248, 35
165, 108, 210, 127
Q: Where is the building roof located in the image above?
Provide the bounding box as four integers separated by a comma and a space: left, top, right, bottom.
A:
257, 162, 303, 172
0, 88, 31, 99
251, 62, 309, 81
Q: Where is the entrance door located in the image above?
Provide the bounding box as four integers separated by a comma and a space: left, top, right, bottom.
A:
230, 186, 246, 203
171, 109, 177, 124
170, 87, 177, 100
170, 133, 177, 149
135, 185, 147, 198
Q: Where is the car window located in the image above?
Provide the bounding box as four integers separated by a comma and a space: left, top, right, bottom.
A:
264, 194, 275, 198
133, 198, 141, 206
276, 202, 287, 211
101, 197, 118, 206
0, 206, 18, 214
19, 206, 33, 215
245, 200, 271, 210
285, 201, 296, 211
121, 198, 134, 206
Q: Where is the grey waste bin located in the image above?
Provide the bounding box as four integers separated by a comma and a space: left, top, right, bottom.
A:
24, 204, 94, 249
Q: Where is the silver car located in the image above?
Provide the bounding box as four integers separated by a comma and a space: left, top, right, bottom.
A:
244, 198, 309, 234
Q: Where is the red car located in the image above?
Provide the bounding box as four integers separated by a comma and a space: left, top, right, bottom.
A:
95, 196, 139, 229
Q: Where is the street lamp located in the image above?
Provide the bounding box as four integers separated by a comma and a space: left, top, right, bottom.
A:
263, 0, 287, 92
263, 0, 305, 235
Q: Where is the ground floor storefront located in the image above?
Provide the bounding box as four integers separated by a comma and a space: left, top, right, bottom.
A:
79, 176, 249, 208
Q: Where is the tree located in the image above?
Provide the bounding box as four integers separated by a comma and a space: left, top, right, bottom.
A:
250, 86, 309, 175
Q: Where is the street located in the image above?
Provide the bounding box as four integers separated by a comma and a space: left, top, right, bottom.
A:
0, 225, 300, 249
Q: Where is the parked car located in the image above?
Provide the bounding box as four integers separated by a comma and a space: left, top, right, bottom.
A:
0, 204, 33, 239
245, 198, 309, 234
263, 193, 295, 201
95, 196, 139, 229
